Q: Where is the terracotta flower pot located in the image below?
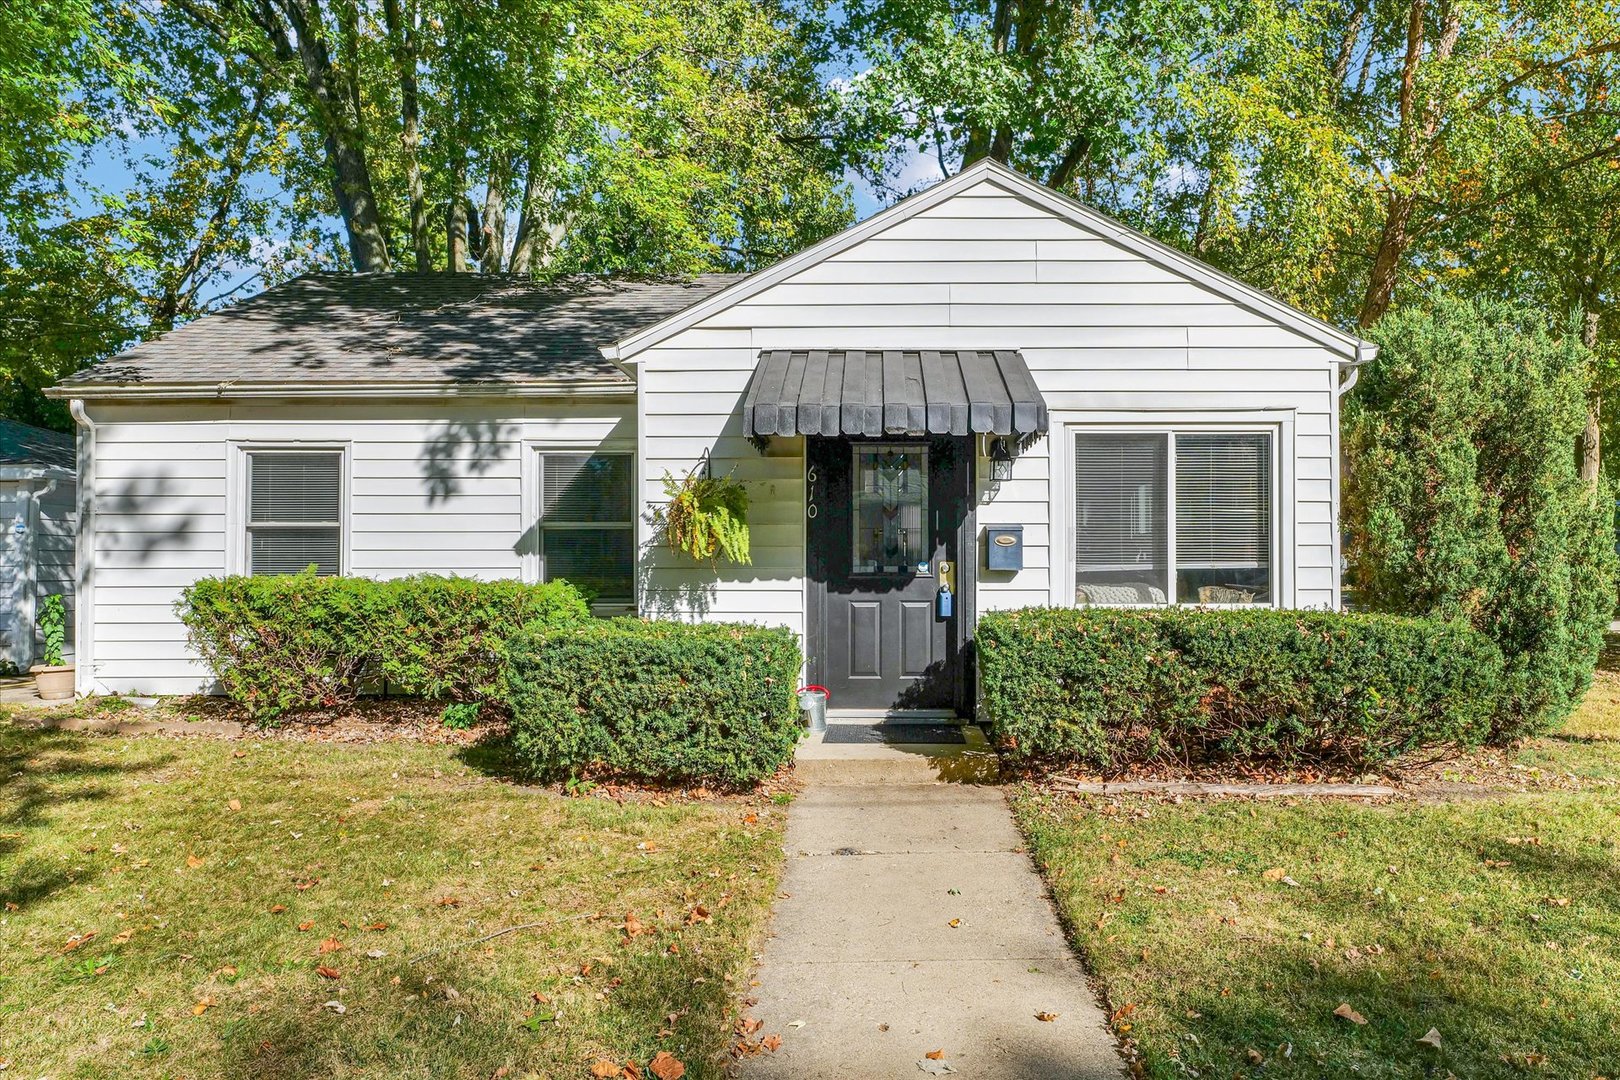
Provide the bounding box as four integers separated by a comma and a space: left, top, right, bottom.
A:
30, 664, 75, 701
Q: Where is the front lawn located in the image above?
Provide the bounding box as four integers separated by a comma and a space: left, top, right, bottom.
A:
1013, 695, 1620, 1079
0, 721, 785, 1079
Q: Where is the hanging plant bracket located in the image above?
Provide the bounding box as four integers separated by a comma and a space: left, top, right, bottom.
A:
658, 451, 751, 567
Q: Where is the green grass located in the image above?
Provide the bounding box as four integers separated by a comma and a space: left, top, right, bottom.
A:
0, 721, 784, 1079
1012, 695, 1620, 1080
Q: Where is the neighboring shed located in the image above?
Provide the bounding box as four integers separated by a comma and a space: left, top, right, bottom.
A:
0, 420, 77, 673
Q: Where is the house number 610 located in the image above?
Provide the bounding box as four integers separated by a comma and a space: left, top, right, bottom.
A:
806, 464, 818, 519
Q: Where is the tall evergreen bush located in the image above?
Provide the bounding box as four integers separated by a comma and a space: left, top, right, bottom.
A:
1345, 294, 1617, 739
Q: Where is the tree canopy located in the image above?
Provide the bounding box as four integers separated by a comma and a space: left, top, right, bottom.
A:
4, 0, 1620, 453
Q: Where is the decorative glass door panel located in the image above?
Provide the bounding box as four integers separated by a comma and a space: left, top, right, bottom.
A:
808, 437, 968, 712
851, 445, 929, 575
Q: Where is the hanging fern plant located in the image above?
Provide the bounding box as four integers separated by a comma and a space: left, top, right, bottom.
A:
660, 466, 751, 566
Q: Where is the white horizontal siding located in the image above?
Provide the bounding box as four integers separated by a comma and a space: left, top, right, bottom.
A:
638, 174, 1344, 644
83, 400, 632, 695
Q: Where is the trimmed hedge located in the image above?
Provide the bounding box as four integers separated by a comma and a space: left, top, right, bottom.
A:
505, 618, 801, 786
979, 607, 1504, 768
178, 573, 589, 720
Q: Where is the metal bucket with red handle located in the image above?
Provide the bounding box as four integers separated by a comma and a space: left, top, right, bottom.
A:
796, 685, 829, 733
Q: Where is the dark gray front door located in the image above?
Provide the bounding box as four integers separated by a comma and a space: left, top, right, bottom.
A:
807, 436, 970, 712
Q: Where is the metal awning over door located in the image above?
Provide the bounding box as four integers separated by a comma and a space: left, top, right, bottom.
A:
741, 349, 1048, 438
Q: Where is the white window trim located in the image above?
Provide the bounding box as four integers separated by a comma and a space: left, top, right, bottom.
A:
226, 442, 352, 576
1052, 411, 1295, 609
521, 440, 637, 614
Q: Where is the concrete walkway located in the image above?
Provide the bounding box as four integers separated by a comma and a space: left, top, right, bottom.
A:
741, 729, 1124, 1079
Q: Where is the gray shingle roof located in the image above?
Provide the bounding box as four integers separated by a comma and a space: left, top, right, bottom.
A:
53, 271, 746, 394
0, 420, 76, 470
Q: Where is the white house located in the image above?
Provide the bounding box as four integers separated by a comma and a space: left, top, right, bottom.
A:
51, 160, 1373, 714
0, 420, 77, 674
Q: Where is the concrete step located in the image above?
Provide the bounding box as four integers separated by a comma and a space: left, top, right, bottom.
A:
792, 724, 1001, 785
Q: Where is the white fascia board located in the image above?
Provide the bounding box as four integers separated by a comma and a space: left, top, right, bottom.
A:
604, 158, 1372, 365
45, 380, 637, 402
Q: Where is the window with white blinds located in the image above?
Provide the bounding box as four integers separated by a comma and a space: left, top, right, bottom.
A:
1074, 434, 1169, 603
538, 451, 634, 603
246, 450, 343, 576
1074, 430, 1273, 605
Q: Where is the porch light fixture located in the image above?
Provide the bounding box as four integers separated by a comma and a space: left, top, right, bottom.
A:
988, 436, 1015, 483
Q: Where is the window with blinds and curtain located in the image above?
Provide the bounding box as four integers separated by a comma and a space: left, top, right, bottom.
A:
1074, 431, 1272, 605
246, 450, 343, 576
538, 451, 634, 604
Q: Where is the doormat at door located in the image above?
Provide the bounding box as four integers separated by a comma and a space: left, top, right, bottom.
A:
822, 724, 967, 745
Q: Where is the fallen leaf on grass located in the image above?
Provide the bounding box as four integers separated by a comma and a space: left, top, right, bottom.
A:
1247, 1049, 1264, 1065
1333, 1003, 1367, 1025
1035, 1012, 1058, 1022
186, 853, 206, 869
1416, 1028, 1442, 1049
227, 799, 241, 812
297, 921, 314, 932
61, 930, 97, 953
320, 1000, 346, 1014
1262, 868, 1287, 881
437, 896, 462, 908
193, 997, 216, 1016
1544, 896, 1572, 908
112, 929, 134, 944
648, 1051, 685, 1080
269, 904, 287, 914
622, 912, 652, 940
318, 938, 344, 955
365, 949, 386, 959
315, 965, 341, 980
591, 1061, 621, 1078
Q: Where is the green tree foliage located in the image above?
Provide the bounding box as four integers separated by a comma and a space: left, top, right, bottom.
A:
2, 0, 854, 428
835, 0, 1620, 330
159, 0, 853, 276
1344, 294, 1618, 739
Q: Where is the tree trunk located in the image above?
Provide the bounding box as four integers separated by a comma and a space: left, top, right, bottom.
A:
286, 0, 388, 271
963, 0, 1015, 166
480, 156, 509, 274
1359, 191, 1415, 327
1331, 2, 1367, 90
383, 0, 430, 271
447, 154, 469, 272
1356, 0, 1459, 328
509, 157, 551, 274
1583, 308, 1602, 487
1048, 134, 1091, 192
281, 0, 390, 271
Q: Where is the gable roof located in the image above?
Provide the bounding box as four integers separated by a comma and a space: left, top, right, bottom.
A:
50, 272, 745, 399
0, 419, 75, 472
605, 159, 1375, 365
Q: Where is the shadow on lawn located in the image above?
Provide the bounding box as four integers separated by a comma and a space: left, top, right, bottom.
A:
453, 730, 528, 782
0, 729, 176, 912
